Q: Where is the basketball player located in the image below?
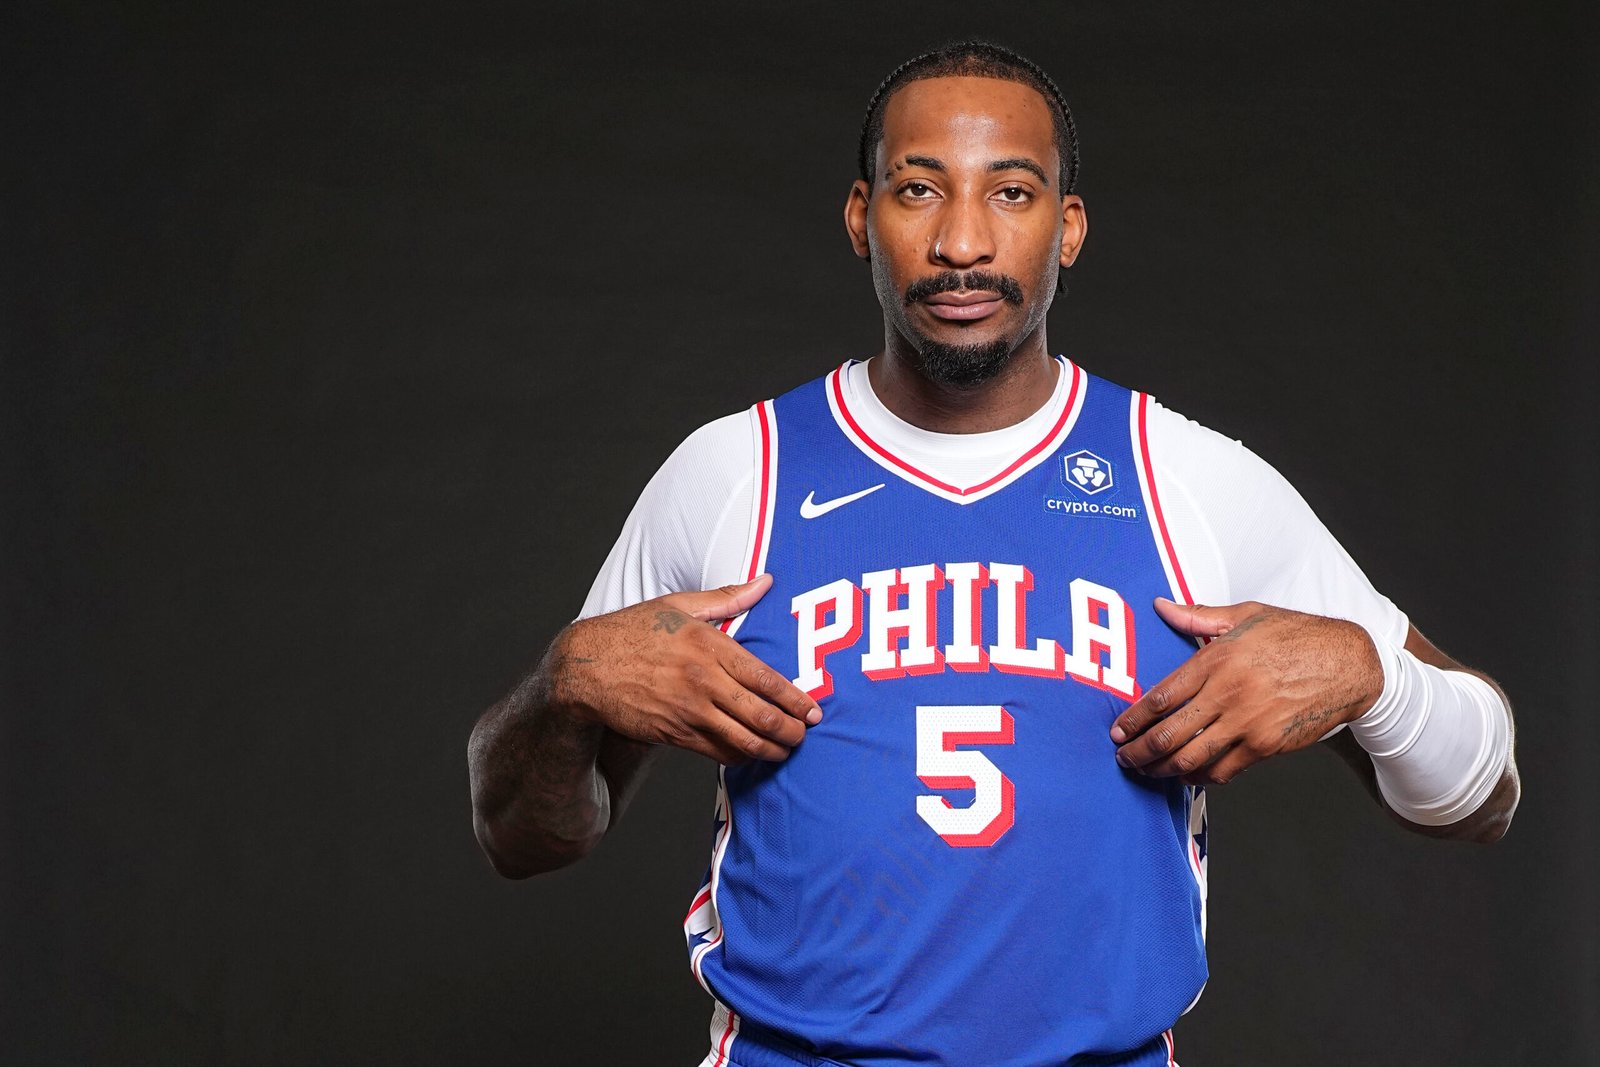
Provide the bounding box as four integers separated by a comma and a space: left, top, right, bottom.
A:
467, 42, 1520, 1067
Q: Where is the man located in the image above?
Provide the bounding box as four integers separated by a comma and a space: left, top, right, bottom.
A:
468, 41, 1519, 1067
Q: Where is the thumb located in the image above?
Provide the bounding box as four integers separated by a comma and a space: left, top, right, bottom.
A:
669, 573, 775, 623
1153, 596, 1256, 638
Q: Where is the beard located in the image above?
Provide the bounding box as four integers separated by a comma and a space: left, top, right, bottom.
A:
907, 335, 1017, 388
895, 269, 1034, 388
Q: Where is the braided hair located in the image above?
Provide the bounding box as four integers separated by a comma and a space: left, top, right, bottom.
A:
857, 40, 1081, 195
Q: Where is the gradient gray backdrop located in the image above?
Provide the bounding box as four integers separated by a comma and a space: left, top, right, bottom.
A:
4, 1, 1596, 1063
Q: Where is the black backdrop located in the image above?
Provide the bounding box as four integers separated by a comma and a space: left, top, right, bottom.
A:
4, 2, 1597, 1064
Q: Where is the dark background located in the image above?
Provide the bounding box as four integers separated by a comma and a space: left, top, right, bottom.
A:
4, 1, 1596, 1063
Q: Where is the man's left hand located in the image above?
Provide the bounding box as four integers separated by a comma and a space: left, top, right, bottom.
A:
1109, 599, 1384, 786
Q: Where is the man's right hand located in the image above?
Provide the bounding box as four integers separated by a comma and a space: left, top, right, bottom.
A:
547, 574, 823, 764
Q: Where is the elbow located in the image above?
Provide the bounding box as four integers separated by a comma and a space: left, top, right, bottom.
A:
1422, 766, 1520, 844
473, 815, 542, 879
472, 811, 593, 879
1468, 818, 1511, 845
466, 696, 608, 879
1473, 760, 1522, 843
1465, 773, 1521, 845
1453, 807, 1513, 845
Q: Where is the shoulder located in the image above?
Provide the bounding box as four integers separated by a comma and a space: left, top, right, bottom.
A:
612, 409, 759, 550
1142, 397, 1252, 473
1140, 396, 1307, 523
1136, 393, 1406, 643
577, 409, 760, 619
655, 410, 757, 487
582, 406, 768, 617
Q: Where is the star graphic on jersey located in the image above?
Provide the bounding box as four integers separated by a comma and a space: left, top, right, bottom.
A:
684, 793, 730, 949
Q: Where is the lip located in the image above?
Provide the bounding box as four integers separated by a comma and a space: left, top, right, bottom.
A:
923, 291, 1005, 321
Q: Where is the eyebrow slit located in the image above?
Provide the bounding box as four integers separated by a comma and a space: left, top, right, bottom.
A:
990, 158, 1050, 186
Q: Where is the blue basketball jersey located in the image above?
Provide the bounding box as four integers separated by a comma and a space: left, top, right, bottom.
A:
685, 359, 1208, 1067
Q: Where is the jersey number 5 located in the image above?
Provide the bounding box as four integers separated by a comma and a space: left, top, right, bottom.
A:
915, 705, 1016, 847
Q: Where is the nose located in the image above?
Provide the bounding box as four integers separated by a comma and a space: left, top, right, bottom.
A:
931, 196, 996, 269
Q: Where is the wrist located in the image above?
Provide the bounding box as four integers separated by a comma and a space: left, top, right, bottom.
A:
1345, 631, 1511, 826
538, 624, 601, 725
1347, 620, 1398, 729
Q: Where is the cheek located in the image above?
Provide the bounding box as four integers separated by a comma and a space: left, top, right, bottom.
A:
867, 231, 929, 294
866, 239, 908, 305
1012, 232, 1064, 291
1012, 219, 1063, 263
870, 216, 927, 265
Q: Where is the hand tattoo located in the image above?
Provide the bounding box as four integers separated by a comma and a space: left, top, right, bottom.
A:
652, 610, 689, 634
1282, 706, 1339, 743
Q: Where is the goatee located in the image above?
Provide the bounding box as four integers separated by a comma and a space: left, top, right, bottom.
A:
908, 336, 1016, 388
900, 269, 1027, 387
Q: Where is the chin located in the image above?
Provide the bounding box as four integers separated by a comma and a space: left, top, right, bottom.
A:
909, 333, 1019, 388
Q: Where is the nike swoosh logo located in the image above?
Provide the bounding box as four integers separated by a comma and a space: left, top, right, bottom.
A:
800, 484, 886, 519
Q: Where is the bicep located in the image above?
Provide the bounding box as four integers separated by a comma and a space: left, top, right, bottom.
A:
578, 410, 757, 619
1144, 403, 1406, 646
576, 410, 759, 822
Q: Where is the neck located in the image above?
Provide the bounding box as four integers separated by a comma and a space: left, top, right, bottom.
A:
869, 327, 1058, 434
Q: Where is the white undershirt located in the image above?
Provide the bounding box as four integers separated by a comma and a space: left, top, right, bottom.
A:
579, 358, 1408, 654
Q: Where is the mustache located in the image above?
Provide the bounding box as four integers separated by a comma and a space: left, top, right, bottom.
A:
904, 270, 1025, 306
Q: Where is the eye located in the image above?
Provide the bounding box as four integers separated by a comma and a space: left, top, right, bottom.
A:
996, 185, 1031, 203
900, 181, 937, 200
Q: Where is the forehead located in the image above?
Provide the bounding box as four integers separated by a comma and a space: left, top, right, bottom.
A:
877, 75, 1057, 172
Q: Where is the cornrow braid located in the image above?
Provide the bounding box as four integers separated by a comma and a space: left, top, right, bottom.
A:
857, 40, 1081, 195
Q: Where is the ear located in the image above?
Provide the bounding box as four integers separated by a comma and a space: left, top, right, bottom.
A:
1059, 194, 1087, 269
844, 179, 872, 260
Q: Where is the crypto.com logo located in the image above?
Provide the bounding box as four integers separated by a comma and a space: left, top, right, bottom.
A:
1063, 450, 1113, 495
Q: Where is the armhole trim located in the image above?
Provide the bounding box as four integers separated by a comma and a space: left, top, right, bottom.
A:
1134, 392, 1212, 954
719, 400, 777, 639
1132, 392, 1197, 612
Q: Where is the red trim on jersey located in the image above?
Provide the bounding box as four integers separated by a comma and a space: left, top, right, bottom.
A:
746, 402, 773, 582
691, 928, 724, 987
1136, 392, 1195, 604
990, 565, 1066, 678
689, 774, 735, 993
921, 710, 1017, 847
904, 565, 947, 676
683, 887, 711, 926
1163, 1028, 1176, 1065
946, 563, 990, 672
862, 571, 913, 680
711, 1007, 738, 1067
793, 582, 864, 700
831, 361, 1082, 497
919, 775, 1015, 847
720, 401, 775, 633
938, 712, 1018, 754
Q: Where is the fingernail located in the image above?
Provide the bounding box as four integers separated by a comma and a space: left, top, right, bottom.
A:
1109, 725, 1127, 743
1114, 749, 1130, 767
806, 707, 822, 725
